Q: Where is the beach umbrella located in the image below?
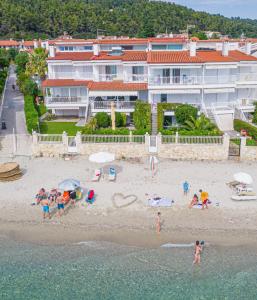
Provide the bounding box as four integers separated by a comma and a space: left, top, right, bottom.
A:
58, 179, 80, 191
233, 172, 253, 185
89, 152, 115, 163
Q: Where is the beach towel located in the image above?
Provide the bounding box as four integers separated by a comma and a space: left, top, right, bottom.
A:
148, 197, 174, 207
192, 200, 220, 208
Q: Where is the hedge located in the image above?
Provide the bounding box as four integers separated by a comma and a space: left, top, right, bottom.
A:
82, 127, 130, 135
133, 101, 151, 132
24, 95, 39, 133
234, 119, 257, 140
157, 103, 180, 131
253, 102, 257, 125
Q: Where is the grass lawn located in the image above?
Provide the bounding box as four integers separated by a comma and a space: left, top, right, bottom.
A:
39, 122, 81, 135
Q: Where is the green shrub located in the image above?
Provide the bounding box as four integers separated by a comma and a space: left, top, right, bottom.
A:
95, 112, 111, 128
234, 119, 257, 140
175, 104, 198, 125
133, 101, 151, 132
15, 52, 29, 74
157, 103, 180, 131
115, 112, 126, 127
24, 95, 39, 133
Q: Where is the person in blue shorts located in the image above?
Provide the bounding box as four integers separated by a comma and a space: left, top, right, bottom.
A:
183, 181, 189, 195
56, 192, 65, 217
41, 197, 51, 219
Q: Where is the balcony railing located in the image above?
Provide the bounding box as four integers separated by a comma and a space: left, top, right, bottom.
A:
124, 74, 148, 82
149, 76, 201, 85
51, 72, 93, 80
98, 74, 119, 81
46, 96, 87, 104
91, 100, 136, 110
238, 74, 257, 82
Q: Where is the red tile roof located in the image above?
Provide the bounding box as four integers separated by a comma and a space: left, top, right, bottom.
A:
0, 40, 19, 46
23, 41, 34, 47
88, 81, 147, 91
47, 52, 94, 61
147, 51, 203, 64
147, 50, 257, 64
92, 51, 147, 61
42, 79, 90, 87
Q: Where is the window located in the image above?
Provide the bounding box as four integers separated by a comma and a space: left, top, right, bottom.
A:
132, 66, 144, 75
122, 45, 133, 50
152, 44, 167, 50
84, 46, 93, 51
167, 44, 183, 50
105, 65, 117, 75
161, 94, 167, 103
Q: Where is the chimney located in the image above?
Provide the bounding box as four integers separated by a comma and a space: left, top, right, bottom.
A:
189, 41, 196, 57
245, 40, 252, 55
93, 43, 100, 56
147, 43, 152, 52
49, 45, 56, 58
33, 40, 38, 49
222, 41, 229, 57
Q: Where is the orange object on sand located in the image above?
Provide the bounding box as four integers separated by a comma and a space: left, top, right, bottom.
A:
63, 191, 70, 204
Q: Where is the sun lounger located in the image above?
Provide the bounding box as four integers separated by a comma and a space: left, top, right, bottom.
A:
92, 169, 101, 182
109, 167, 116, 181
148, 197, 173, 207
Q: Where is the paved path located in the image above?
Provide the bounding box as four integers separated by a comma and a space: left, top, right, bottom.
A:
0, 65, 27, 135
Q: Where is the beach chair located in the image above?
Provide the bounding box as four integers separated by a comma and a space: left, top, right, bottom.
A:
92, 169, 101, 182
109, 167, 116, 181
86, 189, 95, 204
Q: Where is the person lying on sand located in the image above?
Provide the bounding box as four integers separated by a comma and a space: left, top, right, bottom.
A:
189, 194, 199, 208
193, 240, 202, 265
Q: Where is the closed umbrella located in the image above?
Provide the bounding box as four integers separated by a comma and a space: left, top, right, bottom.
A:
89, 152, 115, 163
58, 179, 80, 191
233, 172, 253, 185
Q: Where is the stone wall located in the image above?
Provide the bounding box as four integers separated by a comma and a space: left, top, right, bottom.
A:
240, 138, 257, 161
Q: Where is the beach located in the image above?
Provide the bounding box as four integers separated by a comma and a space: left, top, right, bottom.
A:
0, 157, 257, 248
1, 157, 257, 299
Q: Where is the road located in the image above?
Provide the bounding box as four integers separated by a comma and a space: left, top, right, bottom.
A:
0, 65, 27, 135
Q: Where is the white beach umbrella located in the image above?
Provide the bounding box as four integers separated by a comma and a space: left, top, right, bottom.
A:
89, 152, 115, 163
233, 172, 253, 185
58, 179, 80, 191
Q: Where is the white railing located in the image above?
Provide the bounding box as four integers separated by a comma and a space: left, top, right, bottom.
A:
125, 74, 148, 82
81, 135, 145, 144
149, 75, 201, 85
37, 134, 63, 144
236, 98, 257, 107
46, 96, 87, 104
238, 73, 257, 82
204, 75, 237, 84
52, 72, 93, 80
91, 100, 136, 110
98, 74, 119, 81
210, 103, 223, 129
162, 135, 223, 144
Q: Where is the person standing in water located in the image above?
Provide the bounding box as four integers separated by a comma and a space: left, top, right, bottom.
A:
183, 181, 189, 196
156, 212, 161, 234
193, 240, 202, 265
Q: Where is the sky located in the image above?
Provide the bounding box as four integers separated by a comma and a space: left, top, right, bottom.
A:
168, 0, 257, 19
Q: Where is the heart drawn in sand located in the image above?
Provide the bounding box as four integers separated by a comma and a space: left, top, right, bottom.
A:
112, 193, 138, 208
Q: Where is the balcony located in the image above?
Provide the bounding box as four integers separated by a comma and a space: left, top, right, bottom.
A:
91, 100, 136, 112
124, 74, 148, 83
46, 96, 87, 105
51, 72, 93, 80
149, 75, 202, 86
98, 74, 119, 81
238, 73, 257, 82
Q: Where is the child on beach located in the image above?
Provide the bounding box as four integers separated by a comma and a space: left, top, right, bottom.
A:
193, 240, 202, 265
56, 192, 65, 217
41, 197, 51, 219
199, 189, 209, 210
189, 194, 199, 208
156, 212, 161, 234
183, 181, 189, 195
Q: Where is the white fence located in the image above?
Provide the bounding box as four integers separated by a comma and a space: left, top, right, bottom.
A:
81, 135, 145, 144
162, 135, 224, 145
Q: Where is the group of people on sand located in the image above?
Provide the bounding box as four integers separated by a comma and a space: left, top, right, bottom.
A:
183, 181, 209, 210
35, 188, 76, 219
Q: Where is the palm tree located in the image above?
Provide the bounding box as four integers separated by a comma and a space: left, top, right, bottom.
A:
25, 48, 47, 79
183, 114, 215, 131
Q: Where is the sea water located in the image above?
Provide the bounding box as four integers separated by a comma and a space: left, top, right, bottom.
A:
0, 238, 257, 300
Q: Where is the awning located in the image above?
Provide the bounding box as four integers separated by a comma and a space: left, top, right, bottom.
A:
204, 88, 235, 94
89, 91, 138, 97
150, 89, 201, 95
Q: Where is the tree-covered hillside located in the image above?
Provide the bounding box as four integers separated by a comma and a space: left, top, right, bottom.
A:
0, 0, 257, 39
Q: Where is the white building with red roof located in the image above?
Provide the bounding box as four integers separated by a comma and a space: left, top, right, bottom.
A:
42, 37, 257, 130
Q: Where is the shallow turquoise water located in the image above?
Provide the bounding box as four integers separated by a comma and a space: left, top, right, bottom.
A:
0, 238, 257, 300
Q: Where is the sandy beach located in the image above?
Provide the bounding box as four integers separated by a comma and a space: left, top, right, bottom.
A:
0, 156, 257, 248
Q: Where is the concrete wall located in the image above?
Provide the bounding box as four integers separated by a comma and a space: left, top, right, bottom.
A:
240, 138, 257, 161
158, 135, 229, 161
32, 132, 229, 161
